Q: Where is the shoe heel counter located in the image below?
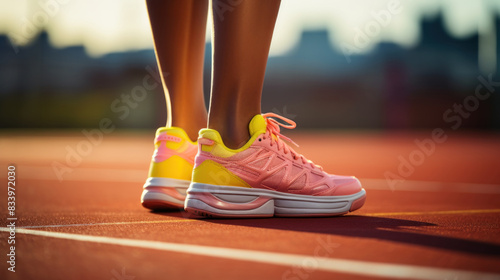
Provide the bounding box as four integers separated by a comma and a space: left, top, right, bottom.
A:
192, 159, 251, 188
149, 156, 193, 181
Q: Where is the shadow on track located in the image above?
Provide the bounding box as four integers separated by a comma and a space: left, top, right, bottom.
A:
161, 214, 500, 257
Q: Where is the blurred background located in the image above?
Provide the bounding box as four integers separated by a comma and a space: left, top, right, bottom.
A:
0, 0, 499, 131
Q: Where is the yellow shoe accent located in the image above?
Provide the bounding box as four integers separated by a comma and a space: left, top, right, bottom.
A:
192, 115, 267, 188
148, 155, 193, 181
198, 114, 267, 158
142, 126, 198, 210
147, 127, 197, 181
192, 159, 251, 188
156, 127, 196, 150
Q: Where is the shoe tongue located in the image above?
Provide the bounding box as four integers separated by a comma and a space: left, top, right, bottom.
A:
248, 114, 267, 136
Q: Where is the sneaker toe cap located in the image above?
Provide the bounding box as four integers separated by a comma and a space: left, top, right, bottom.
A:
332, 176, 362, 195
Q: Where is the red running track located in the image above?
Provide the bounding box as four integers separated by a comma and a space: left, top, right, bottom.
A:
1, 131, 500, 280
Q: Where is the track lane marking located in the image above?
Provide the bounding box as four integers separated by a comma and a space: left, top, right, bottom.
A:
3, 165, 146, 183
4, 165, 500, 194
361, 179, 500, 194
19, 219, 197, 229
365, 209, 500, 217
15, 209, 500, 229
0, 227, 498, 280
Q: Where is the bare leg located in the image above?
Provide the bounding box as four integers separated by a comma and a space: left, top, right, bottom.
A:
208, 0, 281, 149
146, 0, 209, 142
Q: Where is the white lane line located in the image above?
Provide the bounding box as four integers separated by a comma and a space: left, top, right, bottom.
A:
0, 228, 498, 280
2, 165, 500, 194
19, 209, 500, 229
8, 165, 145, 183
361, 179, 500, 194
18, 219, 196, 229
365, 208, 500, 217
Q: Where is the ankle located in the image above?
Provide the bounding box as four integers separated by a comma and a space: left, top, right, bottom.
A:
220, 129, 250, 149
208, 121, 251, 149
208, 110, 260, 149
184, 128, 201, 143
171, 120, 206, 143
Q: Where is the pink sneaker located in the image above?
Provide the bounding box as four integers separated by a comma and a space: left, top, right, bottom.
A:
184, 113, 366, 218
141, 127, 197, 210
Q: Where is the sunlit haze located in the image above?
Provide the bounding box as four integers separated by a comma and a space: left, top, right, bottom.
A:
1, 0, 499, 57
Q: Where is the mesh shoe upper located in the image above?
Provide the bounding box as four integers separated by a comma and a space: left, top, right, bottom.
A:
148, 127, 197, 181
192, 113, 362, 196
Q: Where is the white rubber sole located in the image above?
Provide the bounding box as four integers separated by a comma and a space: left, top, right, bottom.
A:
185, 183, 366, 218
141, 177, 189, 210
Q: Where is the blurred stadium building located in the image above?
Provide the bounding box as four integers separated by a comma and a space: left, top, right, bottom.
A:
0, 13, 498, 131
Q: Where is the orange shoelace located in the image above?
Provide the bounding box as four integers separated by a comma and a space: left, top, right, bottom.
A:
262, 113, 322, 170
